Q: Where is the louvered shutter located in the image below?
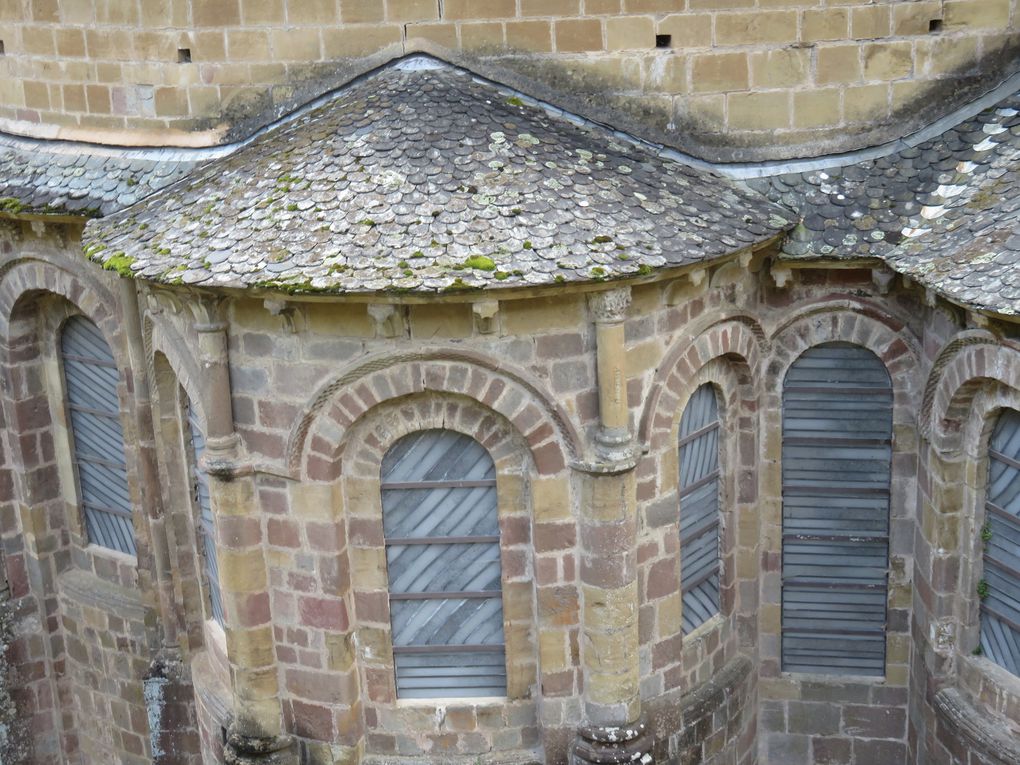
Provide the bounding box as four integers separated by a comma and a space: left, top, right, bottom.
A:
60, 316, 135, 556
381, 430, 506, 699
678, 384, 721, 634
187, 401, 224, 624
981, 409, 1020, 674
781, 343, 892, 676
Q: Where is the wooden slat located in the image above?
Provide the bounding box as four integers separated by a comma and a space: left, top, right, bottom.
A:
982, 409, 1020, 675
61, 316, 135, 557
678, 384, 721, 634
382, 430, 506, 698
781, 343, 891, 677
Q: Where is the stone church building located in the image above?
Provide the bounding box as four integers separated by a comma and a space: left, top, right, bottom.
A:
0, 2, 1017, 764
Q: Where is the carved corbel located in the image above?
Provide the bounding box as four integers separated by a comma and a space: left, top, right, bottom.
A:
771, 264, 793, 288
872, 267, 896, 295
472, 300, 499, 335
263, 298, 304, 334
368, 303, 405, 338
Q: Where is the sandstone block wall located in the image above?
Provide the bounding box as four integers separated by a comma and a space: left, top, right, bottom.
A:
0, 216, 1018, 764
0, 0, 1016, 159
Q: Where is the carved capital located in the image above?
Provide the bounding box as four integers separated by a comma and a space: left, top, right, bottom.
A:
587, 287, 631, 325
188, 293, 229, 332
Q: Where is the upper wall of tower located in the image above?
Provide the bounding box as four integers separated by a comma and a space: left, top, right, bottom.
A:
0, 0, 1016, 161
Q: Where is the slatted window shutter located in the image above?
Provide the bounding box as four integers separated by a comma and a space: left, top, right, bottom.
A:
381, 429, 506, 699
981, 409, 1020, 674
678, 384, 722, 634
60, 316, 135, 556
187, 401, 224, 624
781, 343, 892, 676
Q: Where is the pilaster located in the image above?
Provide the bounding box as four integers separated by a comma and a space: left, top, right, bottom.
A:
573, 287, 652, 765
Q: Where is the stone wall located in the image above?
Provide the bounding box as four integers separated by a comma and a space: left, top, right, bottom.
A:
57, 568, 150, 764
905, 306, 1020, 765
0, 0, 1016, 160
0, 216, 1018, 763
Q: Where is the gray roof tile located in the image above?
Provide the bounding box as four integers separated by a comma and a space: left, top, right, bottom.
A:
749, 92, 1020, 315
0, 136, 200, 217
82, 61, 792, 293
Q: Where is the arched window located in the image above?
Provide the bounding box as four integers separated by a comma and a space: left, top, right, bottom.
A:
186, 400, 224, 624
781, 343, 892, 676
980, 409, 1020, 674
678, 384, 721, 634
60, 316, 135, 556
380, 429, 506, 699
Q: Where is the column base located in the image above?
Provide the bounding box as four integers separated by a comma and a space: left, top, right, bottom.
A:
571, 717, 653, 764
224, 730, 297, 765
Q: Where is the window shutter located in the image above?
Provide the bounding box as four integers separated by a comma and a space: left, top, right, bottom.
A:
981, 409, 1020, 674
187, 401, 224, 624
381, 429, 506, 699
678, 384, 721, 634
781, 343, 892, 676
60, 316, 135, 556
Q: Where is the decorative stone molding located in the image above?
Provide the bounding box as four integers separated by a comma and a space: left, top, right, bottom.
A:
223, 729, 296, 765
289, 349, 581, 478
572, 716, 652, 765
932, 687, 1020, 765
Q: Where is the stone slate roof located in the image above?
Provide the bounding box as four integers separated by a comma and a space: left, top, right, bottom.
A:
0, 134, 200, 217
82, 59, 792, 293
750, 91, 1020, 316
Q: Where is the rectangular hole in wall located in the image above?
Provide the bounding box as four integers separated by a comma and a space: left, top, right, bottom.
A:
929, 19, 943, 33
655, 34, 672, 49
177, 47, 191, 63
0, 40, 5, 56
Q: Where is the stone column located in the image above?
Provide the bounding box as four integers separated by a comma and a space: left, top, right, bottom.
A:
191, 298, 296, 765
573, 288, 651, 765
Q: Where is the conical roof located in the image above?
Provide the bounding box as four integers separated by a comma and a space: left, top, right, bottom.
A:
83, 57, 792, 294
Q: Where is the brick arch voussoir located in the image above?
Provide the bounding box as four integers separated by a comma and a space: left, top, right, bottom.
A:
342, 393, 528, 482
293, 351, 582, 480
927, 342, 1020, 456
0, 259, 122, 369
766, 303, 921, 414
640, 317, 765, 451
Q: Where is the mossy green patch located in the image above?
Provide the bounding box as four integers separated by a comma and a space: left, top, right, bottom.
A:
463, 255, 496, 271
0, 198, 26, 214
102, 253, 137, 277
